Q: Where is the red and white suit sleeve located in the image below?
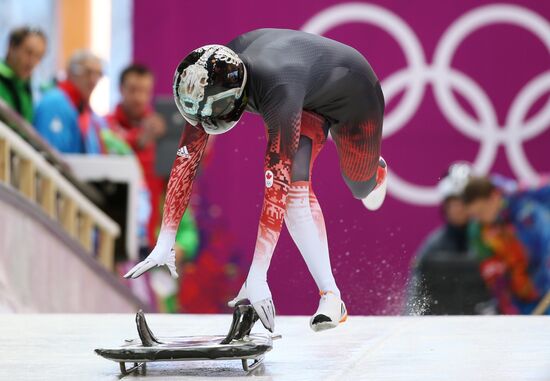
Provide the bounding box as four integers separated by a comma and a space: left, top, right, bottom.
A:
155, 124, 209, 249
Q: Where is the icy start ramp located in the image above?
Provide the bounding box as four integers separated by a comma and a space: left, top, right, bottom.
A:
0, 314, 548, 380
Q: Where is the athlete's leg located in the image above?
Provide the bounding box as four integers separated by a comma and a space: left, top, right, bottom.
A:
285, 112, 346, 331
285, 111, 340, 296
228, 112, 329, 329
330, 81, 386, 205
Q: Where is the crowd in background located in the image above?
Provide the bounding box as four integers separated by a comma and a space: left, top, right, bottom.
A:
0, 27, 161, 252
408, 163, 550, 315
0, 26, 245, 313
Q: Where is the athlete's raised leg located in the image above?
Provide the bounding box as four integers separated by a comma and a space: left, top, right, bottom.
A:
331, 81, 387, 210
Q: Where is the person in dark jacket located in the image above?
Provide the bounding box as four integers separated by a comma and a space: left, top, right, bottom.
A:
407, 163, 491, 315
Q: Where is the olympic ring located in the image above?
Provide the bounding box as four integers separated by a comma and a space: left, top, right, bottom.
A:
302, 3, 550, 206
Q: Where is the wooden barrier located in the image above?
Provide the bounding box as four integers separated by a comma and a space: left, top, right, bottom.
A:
0, 120, 120, 271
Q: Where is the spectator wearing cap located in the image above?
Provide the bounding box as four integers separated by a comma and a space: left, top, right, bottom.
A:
34, 50, 104, 154
0, 27, 46, 122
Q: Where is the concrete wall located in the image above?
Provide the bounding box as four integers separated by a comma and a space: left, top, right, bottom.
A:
0, 185, 140, 313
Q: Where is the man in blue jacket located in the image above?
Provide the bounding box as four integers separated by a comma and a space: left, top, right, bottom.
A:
34, 50, 104, 154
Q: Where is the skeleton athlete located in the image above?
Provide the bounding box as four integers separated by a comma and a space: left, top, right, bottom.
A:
125, 28, 388, 333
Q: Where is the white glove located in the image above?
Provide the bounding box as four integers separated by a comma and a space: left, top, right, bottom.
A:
124, 231, 178, 279
227, 283, 275, 332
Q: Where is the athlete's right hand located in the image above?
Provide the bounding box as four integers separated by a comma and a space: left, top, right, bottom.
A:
124, 245, 178, 279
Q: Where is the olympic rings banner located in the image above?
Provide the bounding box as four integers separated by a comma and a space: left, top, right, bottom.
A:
134, 0, 550, 314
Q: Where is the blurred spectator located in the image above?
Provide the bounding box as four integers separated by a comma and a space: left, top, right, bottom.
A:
34, 50, 104, 154
0, 27, 46, 122
463, 176, 550, 314
105, 64, 165, 247
407, 163, 491, 315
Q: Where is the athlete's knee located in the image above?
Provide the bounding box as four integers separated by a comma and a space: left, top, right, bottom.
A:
291, 136, 313, 182
343, 173, 376, 199
285, 182, 311, 225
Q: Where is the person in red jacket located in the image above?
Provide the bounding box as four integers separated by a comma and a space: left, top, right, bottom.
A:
106, 64, 166, 248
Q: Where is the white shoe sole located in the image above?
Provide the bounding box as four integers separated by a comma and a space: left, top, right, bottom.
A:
310, 320, 338, 332
309, 311, 348, 332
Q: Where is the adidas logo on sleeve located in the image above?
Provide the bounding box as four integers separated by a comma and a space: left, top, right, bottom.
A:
177, 146, 191, 158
